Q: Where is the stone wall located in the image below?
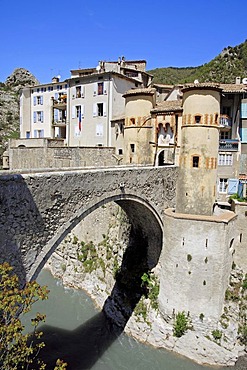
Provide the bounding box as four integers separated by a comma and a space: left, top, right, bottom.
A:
0, 166, 178, 282
7, 146, 118, 170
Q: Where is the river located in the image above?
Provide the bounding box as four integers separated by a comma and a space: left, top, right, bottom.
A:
24, 269, 241, 370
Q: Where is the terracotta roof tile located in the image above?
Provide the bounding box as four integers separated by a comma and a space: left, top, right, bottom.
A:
151, 100, 183, 113
123, 88, 156, 97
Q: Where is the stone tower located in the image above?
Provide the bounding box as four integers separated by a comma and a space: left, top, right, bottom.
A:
123, 88, 156, 165
176, 83, 221, 216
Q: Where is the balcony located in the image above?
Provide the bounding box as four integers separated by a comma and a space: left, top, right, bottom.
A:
52, 94, 67, 110
52, 119, 66, 127
219, 115, 232, 128
219, 139, 239, 151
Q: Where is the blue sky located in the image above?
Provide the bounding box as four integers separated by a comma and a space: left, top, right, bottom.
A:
1, 0, 246, 83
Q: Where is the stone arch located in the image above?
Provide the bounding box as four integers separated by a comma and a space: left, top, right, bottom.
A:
27, 193, 163, 281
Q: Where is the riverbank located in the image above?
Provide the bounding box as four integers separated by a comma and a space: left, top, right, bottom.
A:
44, 203, 246, 367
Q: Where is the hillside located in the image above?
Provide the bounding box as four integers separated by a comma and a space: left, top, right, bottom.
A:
0, 68, 39, 163
148, 40, 247, 85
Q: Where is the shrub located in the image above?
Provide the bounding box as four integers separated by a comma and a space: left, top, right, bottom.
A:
173, 311, 189, 337
212, 329, 222, 341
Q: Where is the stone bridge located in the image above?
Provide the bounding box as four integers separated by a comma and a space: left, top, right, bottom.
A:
0, 166, 178, 282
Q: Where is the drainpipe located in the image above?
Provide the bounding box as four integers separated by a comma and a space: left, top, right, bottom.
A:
107, 75, 112, 147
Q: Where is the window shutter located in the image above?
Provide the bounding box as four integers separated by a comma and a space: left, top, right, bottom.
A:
34, 129, 37, 138
54, 92, 59, 100
40, 129, 44, 138
54, 109, 59, 121
93, 103, 97, 117
103, 102, 107, 117
228, 179, 239, 194
41, 96, 43, 105
81, 104, 84, 117
93, 83, 97, 96
33, 111, 37, 123
71, 87, 76, 99
33, 96, 37, 106
72, 106, 76, 119
41, 111, 44, 123
104, 82, 107, 95
81, 85, 85, 98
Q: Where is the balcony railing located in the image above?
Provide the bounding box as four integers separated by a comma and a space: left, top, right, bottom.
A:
219, 115, 232, 127
219, 139, 239, 151
52, 119, 66, 126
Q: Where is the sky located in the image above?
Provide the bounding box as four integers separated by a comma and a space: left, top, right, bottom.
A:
0, 0, 247, 84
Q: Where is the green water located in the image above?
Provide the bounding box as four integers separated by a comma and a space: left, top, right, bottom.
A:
25, 269, 223, 370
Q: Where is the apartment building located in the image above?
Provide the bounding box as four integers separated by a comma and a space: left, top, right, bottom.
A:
20, 58, 152, 153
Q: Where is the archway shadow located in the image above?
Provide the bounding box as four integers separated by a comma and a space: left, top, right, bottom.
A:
35, 221, 162, 369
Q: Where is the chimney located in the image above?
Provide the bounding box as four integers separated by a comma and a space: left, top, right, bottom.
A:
235, 76, 241, 84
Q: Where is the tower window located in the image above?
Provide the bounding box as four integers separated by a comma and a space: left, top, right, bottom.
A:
192, 156, 199, 168
194, 115, 202, 124
130, 118, 136, 125
130, 144, 135, 153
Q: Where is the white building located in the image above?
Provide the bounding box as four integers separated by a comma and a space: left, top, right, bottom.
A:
20, 58, 152, 154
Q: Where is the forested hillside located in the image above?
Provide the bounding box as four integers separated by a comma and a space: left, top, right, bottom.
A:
148, 40, 247, 85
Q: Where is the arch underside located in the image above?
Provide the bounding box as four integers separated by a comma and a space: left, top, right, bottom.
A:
27, 193, 163, 282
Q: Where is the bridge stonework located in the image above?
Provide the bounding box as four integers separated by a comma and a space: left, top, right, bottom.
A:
0, 166, 178, 282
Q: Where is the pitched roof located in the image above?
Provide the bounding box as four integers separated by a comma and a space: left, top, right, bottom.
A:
220, 84, 247, 93
151, 100, 183, 113
123, 87, 156, 97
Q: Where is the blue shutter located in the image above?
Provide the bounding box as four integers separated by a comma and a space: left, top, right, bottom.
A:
34, 129, 37, 138
41, 111, 44, 123
55, 92, 59, 100
33, 96, 37, 105
228, 179, 239, 195
41, 96, 43, 105
241, 103, 247, 118
238, 182, 243, 198
54, 109, 59, 121
33, 111, 37, 123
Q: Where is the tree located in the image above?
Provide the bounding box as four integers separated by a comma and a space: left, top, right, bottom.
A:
0, 262, 67, 369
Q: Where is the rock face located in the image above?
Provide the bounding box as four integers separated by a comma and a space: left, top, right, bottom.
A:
0, 68, 38, 163
45, 203, 247, 367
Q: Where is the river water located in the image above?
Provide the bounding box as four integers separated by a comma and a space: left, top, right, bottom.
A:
25, 269, 230, 370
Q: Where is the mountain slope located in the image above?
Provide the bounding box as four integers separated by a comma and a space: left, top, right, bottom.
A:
0, 68, 39, 164
148, 40, 247, 85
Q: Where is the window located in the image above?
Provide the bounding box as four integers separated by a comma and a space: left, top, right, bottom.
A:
130, 118, 136, 125
192, 156, 199, 167
194, 115, 202, 124
37, 96, 43, 105
34, 129, 44, 138
37, 111, 44, 122
97, 103, 103, 116
76, 86, 81, 98
218, 178, 228, 193
130, 144, 135, 153
26, 131, 30, 139
98, 82, 104, 95
218, 153, 233, 166
118, 149, 123, 155
220, 131, 230, 140
76, 106, 81, 118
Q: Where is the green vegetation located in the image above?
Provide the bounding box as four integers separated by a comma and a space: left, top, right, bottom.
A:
0, 262, 67, 369
134, 297, 148, 322
141, 272, 160, 310
242, 274, 247, 290
173, 311, 189, 337
212, 329, 222, 342
229, 193, 247, 203
148, 40, 247, 85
